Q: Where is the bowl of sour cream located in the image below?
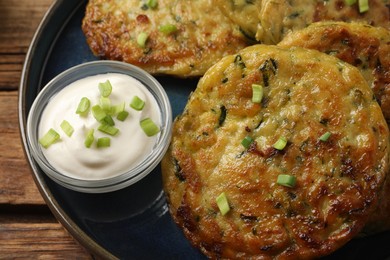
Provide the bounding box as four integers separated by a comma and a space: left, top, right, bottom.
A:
26, 60, 172, 193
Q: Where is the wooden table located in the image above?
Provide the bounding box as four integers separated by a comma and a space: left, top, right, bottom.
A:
0, 0, 92, 258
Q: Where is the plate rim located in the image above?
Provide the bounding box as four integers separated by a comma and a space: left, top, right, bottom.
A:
18, 0, 116, 258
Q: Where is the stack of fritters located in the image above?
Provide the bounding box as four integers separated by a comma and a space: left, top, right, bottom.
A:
219, 0, 390, 44
82, 0, 389, 76
82, 0, 390, 258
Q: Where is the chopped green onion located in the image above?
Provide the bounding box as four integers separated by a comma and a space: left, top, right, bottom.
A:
97, 137, 111, 148
319, 131, 331, 142
147, 0, 158, 8
277, 174, 297, 188
159, 24, 177, 35
102, 115, 115, 126
252, 84, 263, 103
113, 101, 126, 115
241, 136, 254, 149
140, 118, 160, 136
100, 97, 111, 113
75, 97, 90, 115
98, 124, 119, 136
345, 0, 356, 5
358, 0, 369, 12
216, 192, 230, 215
130, 96, 145, 111
137, 32, 148, 48
84, 129, 95, 148
39, 128, 60, 148
98, 80, 112, 97
273, 136, 287, 150
117, 110, 129, 121
91, 105, 107, 122
60, 120, 74, 137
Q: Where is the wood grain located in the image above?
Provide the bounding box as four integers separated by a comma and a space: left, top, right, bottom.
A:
0, 221, 90, 258
0, 0, 54, 90
0, 0, 94, 258
0, 92, 42, 205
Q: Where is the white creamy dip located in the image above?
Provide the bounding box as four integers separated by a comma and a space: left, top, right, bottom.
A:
39, 73, 161, 180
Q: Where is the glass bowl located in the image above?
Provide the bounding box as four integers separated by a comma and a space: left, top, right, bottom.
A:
26, 60, 172, 193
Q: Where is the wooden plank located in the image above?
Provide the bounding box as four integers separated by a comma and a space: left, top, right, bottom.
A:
0, 0, 54, 49
0, 0, 54, 90
0, 91, 44, 205
0, 221, 92, 258
0, 0, 96, 258
0, 57, 24, 90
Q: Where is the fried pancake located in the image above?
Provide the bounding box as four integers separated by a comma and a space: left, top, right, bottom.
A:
162, 45, 389, 259
214, 0, 262, 41
278, 21, 390, 123
82, 0, 250, 77
279, 24, 390, 233
257, 0, 390, 43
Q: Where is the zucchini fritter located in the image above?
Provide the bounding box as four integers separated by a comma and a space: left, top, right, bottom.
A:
215, 0, 262, 41
213, 0, 390, 44
279, 22, 390, 234
162, 45, 389, 259
258, 0, 390, 43
278, 22, 390, 123
82, 0, 250, 77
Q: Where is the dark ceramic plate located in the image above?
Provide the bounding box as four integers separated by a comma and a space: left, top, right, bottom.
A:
18, 0, 390, 259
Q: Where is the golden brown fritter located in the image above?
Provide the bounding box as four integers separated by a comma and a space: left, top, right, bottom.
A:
279, 25, 390, 233
161, 45, 389, 259
214, 0, 262, 40
82, 0, 250, 77
278, 22, 390, 123
257, 0, 390, 43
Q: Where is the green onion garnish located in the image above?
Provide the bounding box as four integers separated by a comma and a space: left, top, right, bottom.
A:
60, 120, 74, 137
97, 137, 111, 148
319, 131, 331, 142
137, 32, 148, 48
147, 0, 158, 8
159, 24, 177, 35
345, 0, 357, 5
98, 80, 112, 97
102, 115, 115, 126
140, 118, 160, 136
100, 97, 112, 113
216, 192, 230, 215
39, 128, 60, 148
273, 136, 287, 150
252, 84, 263, 103
358, 0, 369, 12
241, 136, 254, 149
84, 129, 95, 148
75, 97, 90, 116
113, 101, 126, 115
130, 96, 145, 111
117, 110, 129, 121
91, 105, 107, 122
277, 174, 297, 188
98, 124, 119, 136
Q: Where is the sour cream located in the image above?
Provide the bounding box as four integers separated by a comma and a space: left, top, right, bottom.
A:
39, 73, 161, 180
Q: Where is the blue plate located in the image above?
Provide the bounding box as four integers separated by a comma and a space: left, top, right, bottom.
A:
18, 0, 390, 259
